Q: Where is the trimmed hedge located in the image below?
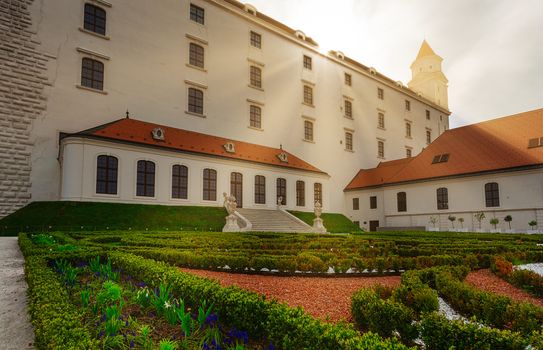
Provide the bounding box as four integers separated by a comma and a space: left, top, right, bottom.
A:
109, 252, 411, 350
492, 256, 543, 297
23, 254, 98, 349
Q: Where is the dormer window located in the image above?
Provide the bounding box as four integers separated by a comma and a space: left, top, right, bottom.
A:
335, 51, 345, 60
295, 30, 306, 41
528, 137, 543, 148
151, 128, 165, 141
432, 153, 450, 164
277, 152, 288, 163
243, 4, 257, 15
223, 142, 236, 153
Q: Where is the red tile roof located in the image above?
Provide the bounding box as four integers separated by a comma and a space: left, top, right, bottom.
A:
345, 108, 543, 190
66, 118, 327, 174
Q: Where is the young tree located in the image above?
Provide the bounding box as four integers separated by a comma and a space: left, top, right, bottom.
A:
458, 217, 464, 229
529, 220, 538, 229
448, 215, 456, 229
490, 218, 499, 230
429, 216, 438, 228
504, 215, 512, 230
474, 212, 485, 229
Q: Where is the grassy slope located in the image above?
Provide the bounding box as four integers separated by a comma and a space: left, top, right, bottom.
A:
0, 201, 227, 235
288, 210, 362, 233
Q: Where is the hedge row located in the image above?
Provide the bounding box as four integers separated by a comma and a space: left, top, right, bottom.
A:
351, 266, 543, 349
108, 251, 411, 350
492, 256, 543, 297
123, 246, 494, 274
20, 235, 98, 349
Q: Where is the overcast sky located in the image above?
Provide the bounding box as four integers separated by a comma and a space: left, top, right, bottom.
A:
249, 0, 543, 128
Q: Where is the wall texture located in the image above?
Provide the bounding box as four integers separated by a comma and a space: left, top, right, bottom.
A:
0, 0, 51, 217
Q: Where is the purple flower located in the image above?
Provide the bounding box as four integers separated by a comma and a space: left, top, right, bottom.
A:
129, 340, 135, 348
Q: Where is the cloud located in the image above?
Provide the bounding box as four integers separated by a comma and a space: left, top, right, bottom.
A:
248, 0, 543, 127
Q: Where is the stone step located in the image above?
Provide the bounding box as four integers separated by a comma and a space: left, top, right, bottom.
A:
236, 208, 312, 233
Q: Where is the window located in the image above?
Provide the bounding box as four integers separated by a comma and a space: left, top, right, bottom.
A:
377, 87, 384, 100
344, 100, 353, 118
276, 178, 286, 205
172, 165, 188, 199
303, 85, 313, 105
304, 120, 313, 141
406, 122, 412, 137
314, 183, 322, 205
136, 160, 155, 197
296, 181, 305, 206
432, 154, 450, 164
406, 148, 412, 158
189, 43, 204, 68
250, 31, 261, 48
96, 155, 118, 194
249, 66, 262, 88
81, 58, 104, 91
303, 55, 312, 70
426, 130, 432, 144
397, 192, 407, 212
202, 168, 217, 201
377, 140, 384, 158
188, 87, 204, 115
254, 175, 266, 204
378, 112, 385, 129
84, 3, 106, 35
405, 100, 411, 111
370, 196, 377, 209
345, 132, 353, 151
344, 73, 352, 86
190, 4, 205, 24
437, 187, 448, 210
249, 105, 261, 129
485, 182, 500, 207
352, 197, 359, 210
426, 110, 430, 120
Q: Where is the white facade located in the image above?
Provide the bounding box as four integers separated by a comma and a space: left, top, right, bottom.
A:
345, 169, 543, 232
61, 137, 330, 212
0, 0, 450, 217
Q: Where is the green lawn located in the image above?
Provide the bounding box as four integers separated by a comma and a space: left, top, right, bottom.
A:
288, 210, 362, 233
0, 201, 227, 235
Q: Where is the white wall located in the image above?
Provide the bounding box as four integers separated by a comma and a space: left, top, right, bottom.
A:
25, 0, 449, 214
345, 169, 543, 232
61, 138, 330, 211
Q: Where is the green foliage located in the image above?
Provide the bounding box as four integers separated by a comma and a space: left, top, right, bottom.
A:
490, 218, 500, 228
420, 312, 530, 350
159, 339, 178, 350
288, 210, 363, 233
509, 268, 543, 297
30, 233, 56, 245
529, 220, 537, 228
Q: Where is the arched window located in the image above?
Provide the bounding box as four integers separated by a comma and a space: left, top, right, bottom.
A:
250, 66, 262, 88
172, 165, 188, 199
436, 187, 448, 210
188, 88, 204, 115
485, 182, 500, 207
84, 3, 106, 35
296, 181, 305, 207
189, 43, 204, 68
203, 168, 217, 201
276, 178, 286, 205
136, 160, 155, 197
81, 58, 104, 90
96, 155, 118, 194
314, 183, 322, 205
254, 175, 266, 204
397, 192, 407, 212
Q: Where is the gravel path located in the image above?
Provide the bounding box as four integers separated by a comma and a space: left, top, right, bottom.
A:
465, 269, 543, 307
0, 237, 34, 349
517, 263, 543, 276
181, 268, 400, 322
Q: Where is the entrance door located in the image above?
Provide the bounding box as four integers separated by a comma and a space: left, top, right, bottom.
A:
230, 172, 243, 208
369, 220, 379, 232
276, 178, 286, 205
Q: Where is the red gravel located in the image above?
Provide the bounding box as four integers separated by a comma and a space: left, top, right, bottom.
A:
181, 268, 400, 322
466, 269, 543, 307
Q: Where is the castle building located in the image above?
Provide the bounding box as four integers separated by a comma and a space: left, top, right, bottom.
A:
5, 0, 541, 233
0, 0, 450, 219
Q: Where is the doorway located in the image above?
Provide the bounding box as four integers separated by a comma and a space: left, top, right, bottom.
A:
369, 220, 380, 232
230, 172, 243, 208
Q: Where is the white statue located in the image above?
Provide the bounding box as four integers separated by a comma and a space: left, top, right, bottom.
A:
277, 196, 283, 208
222, 192, 240, 232
312, 201, 327, 233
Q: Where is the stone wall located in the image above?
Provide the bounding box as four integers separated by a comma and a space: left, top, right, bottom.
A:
0, 0, 50, 217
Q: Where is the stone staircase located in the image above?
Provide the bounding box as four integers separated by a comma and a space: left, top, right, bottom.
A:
236, 208, 314, 233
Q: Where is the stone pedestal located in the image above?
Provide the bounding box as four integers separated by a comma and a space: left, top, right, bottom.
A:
223, 214, 241, 232
313, 217, 327, 233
